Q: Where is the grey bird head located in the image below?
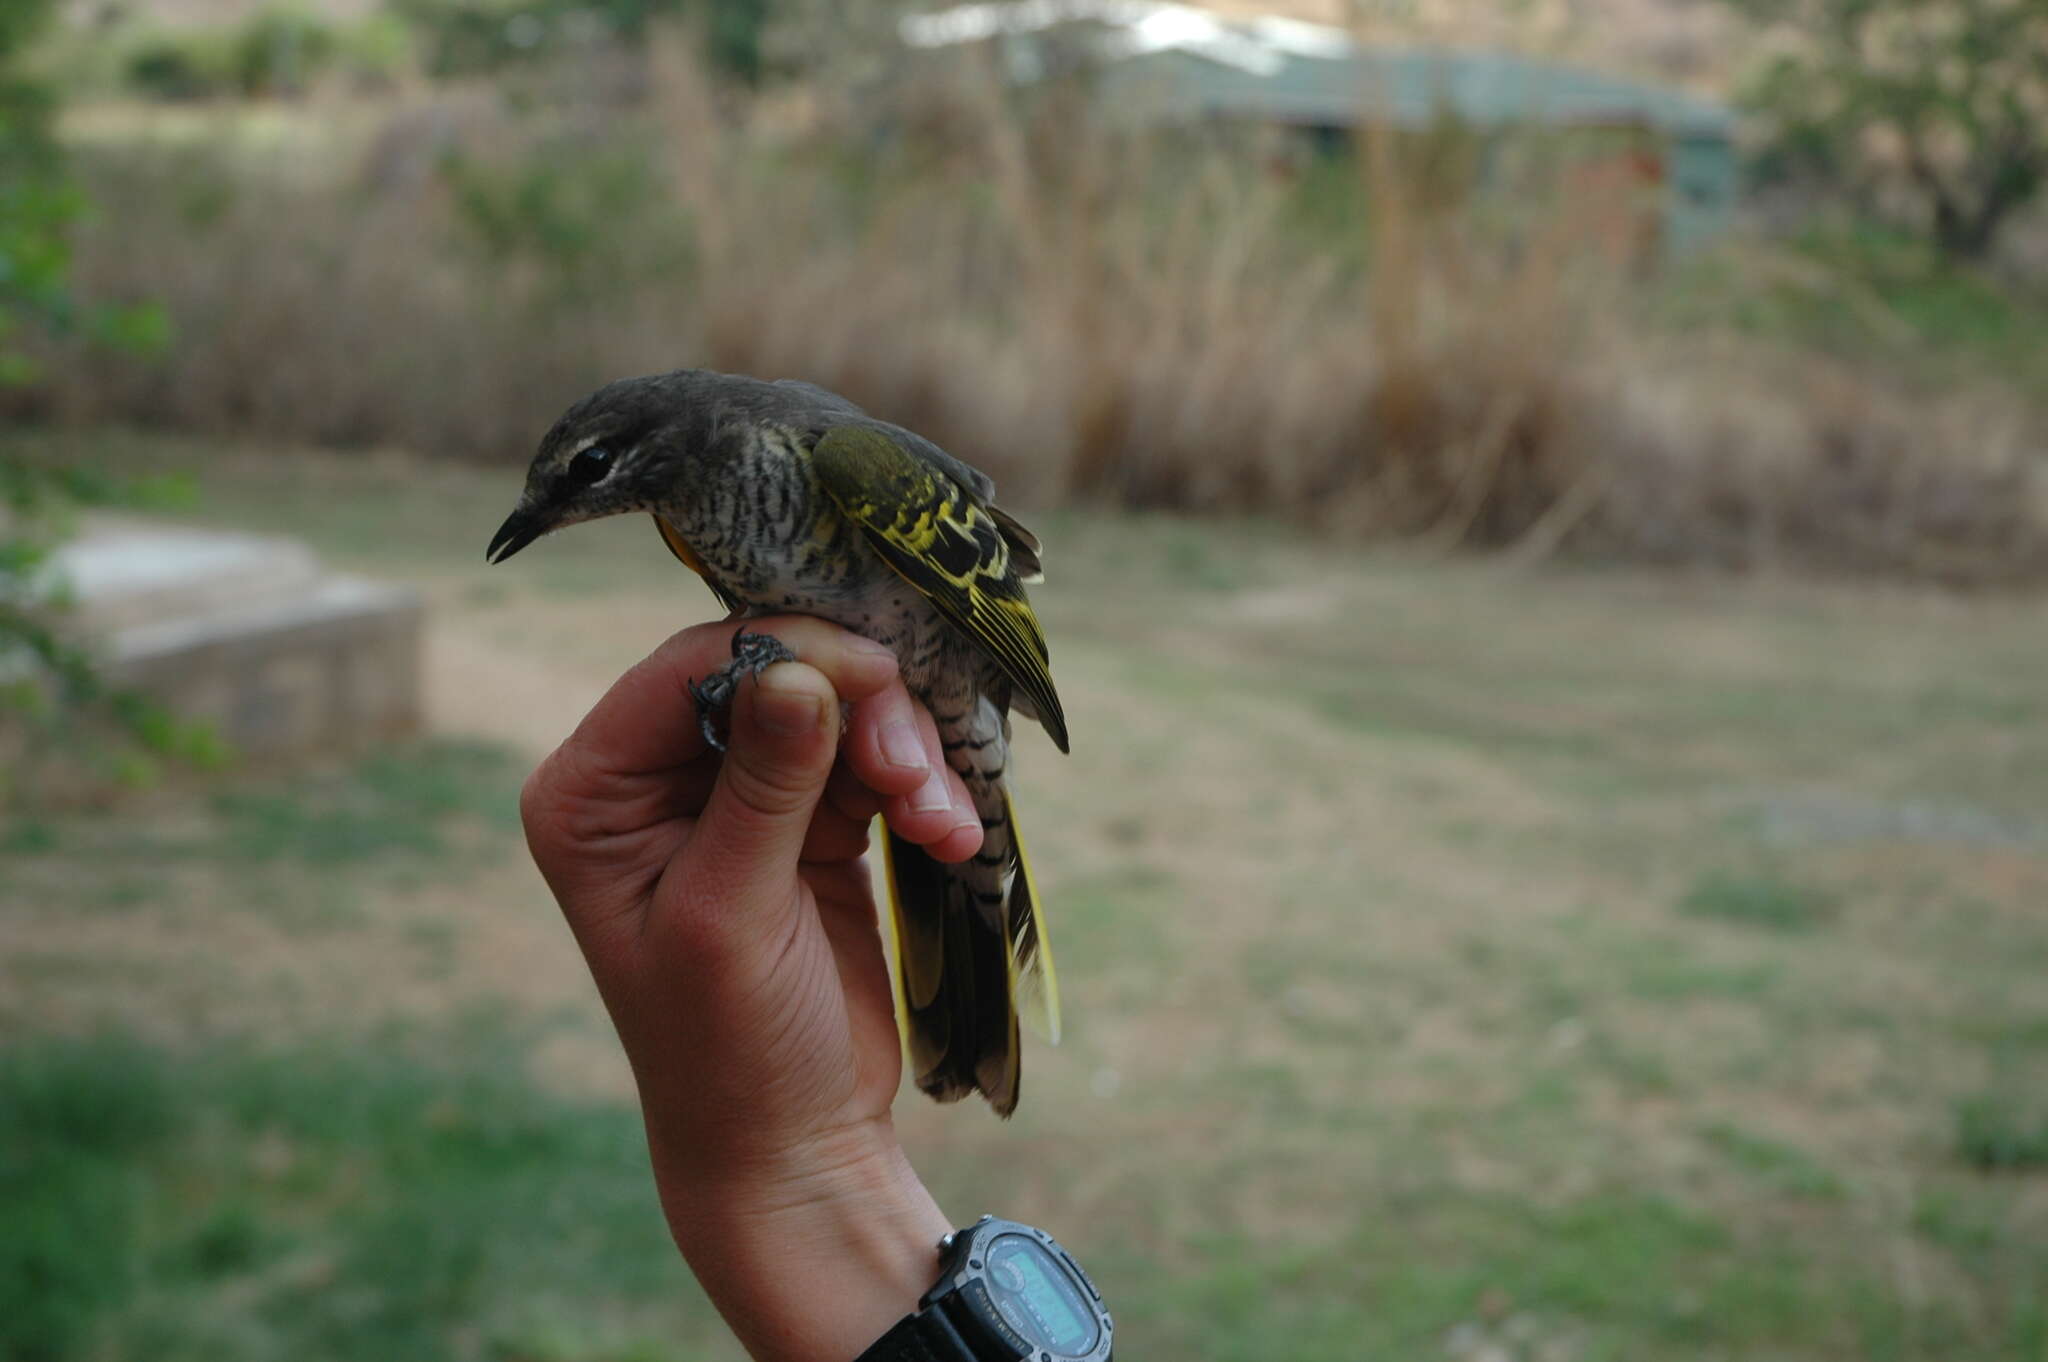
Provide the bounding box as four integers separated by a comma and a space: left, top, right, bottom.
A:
486, 372, 704, 565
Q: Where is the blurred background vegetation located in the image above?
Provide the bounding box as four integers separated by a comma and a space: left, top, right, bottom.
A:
3, 0, 2046, 1359
8, 0, 2048, 579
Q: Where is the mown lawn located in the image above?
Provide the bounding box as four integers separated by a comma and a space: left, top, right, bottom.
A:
3, 430, 2046, 1361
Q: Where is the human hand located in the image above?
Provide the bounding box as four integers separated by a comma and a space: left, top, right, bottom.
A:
520, 617, 980, 1362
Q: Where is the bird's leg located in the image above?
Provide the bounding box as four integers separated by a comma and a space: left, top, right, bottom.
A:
688, 630, 799, 752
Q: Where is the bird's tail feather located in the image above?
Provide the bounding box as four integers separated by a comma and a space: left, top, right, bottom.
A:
880, 793, 1059, 1117
1003, 788, 1061, 1045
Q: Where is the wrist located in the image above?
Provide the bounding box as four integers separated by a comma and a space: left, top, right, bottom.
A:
653, 1118, 951, 1362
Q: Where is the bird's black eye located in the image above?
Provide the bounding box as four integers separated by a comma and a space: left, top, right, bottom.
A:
567, 444, 614, 488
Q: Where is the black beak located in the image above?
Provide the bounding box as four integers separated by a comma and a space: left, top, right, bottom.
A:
486, 507, 547, 564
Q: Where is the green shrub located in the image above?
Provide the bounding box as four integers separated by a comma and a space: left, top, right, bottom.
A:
124, 10, 412, 101
1956, 1092, 2048, 1173
391, 0, 764, 81
1, 0, 198, 808
228, 8, 337, 95
442, 143, 684, 293
125, 34, 231, 101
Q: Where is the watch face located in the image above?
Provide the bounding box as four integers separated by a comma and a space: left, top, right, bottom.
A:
981, 1233, 1101, 1356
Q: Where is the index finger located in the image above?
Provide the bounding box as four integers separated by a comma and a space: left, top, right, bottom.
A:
560, 616, 900, 782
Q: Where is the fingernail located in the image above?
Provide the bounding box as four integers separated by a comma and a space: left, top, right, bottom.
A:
755, 670, 827, 737
910, 770, 951, 813
879, 720, 929, 774
848, 635, 897, 661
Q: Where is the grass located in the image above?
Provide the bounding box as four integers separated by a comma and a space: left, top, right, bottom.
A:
0, 1029, 723, 1362
211, 741, 520, 866
2, 738, 521, 924
1698, 1120, 1846, 1199
5, 442, 2048, 1359
1662, 223, 2048, 400
7, 1027, 2032, 1362
1957, 1091, 2048, 1174
1677, 870, 1836, 933
0, 736, 534, 1041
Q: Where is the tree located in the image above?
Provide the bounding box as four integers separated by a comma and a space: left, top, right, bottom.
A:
1735, 0, 2048, 260
1, 0, 205, 804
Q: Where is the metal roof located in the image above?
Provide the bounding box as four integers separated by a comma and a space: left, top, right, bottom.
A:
902, 2, 1734, 137
1113, 44, 1733, 135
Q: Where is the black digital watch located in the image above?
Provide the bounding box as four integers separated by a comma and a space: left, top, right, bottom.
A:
854, 1216, 1113, 1362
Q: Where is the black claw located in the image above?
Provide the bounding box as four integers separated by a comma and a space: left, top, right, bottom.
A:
688, 676, 730, 751
688, 632, 799, 753
730, 630, 798, 672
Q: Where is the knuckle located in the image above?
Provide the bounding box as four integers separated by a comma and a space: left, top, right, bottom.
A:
649, 864, 755, 956
518, 754, 564, 846
518, 745, 620, 868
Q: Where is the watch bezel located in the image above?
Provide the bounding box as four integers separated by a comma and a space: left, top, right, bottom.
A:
926, 1217, 1113, 1362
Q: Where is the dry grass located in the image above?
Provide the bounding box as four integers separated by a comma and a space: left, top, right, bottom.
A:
9, 437, 2048, 1359
23, 34, 2048, 583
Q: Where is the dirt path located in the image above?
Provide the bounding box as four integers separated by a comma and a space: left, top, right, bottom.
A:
425, 614, 617, 759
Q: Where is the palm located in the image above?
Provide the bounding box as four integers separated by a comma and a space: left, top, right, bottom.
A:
801, 859, 912, 1115
522, 620, 970, 1362
525, 618, 980, 1165
598, 765, 908, 1147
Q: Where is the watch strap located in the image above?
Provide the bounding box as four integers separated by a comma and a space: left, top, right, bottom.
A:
853, 1304, 984, 1362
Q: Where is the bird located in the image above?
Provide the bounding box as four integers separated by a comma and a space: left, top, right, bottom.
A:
485, 369, 1066, 1117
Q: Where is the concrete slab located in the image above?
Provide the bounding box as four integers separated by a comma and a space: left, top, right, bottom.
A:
49, 521, 324, 634
27, 518, 424, 762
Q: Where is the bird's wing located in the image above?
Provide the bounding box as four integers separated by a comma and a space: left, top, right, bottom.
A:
986, 503, 1043, 583
812, 426, 1068, 753
850, 417, 996, 501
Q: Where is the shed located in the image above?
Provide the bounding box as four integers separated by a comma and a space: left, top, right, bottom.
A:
901, 2, 1738, 254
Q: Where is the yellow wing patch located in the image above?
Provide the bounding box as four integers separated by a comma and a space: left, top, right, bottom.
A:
811, 426, 1068, 752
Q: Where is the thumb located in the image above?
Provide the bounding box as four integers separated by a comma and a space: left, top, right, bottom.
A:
682, 660, 841, 921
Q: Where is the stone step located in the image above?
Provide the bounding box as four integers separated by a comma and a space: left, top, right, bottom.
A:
29, 518, 423, 763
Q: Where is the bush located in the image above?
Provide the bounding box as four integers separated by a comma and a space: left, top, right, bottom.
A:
441, 144, 685, 292
1956, 1092, 2048, 1173
1, 0, 203, 808
124, 37, 228, 100
391, 0, 766, 81
24, 38, 2048, 585
124, 10, 412, 100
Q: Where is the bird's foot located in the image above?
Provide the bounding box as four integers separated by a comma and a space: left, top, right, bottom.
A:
688, 630, 799, 752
